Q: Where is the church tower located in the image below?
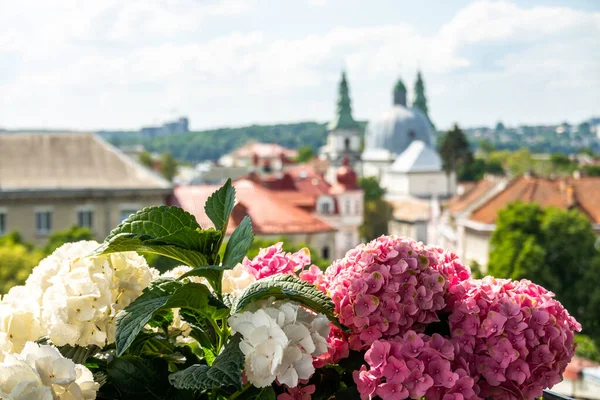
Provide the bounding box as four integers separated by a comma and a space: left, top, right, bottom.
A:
321, 71, 362, 184
412, 71, 435, 129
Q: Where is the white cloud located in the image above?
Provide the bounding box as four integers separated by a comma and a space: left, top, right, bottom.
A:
0, 0, 598, 130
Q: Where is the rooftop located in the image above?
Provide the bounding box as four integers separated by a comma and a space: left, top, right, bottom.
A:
170, 179, 335, 235
225, 141, 298, 159
448, 178, 502, 214
0, 133, 171, 192
469, 176, 600, 225
389, 140, 442, 173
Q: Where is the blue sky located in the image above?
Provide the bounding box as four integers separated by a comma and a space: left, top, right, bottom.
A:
1, 0, 599, 131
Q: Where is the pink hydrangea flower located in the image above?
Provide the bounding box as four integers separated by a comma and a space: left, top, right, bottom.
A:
447, 277, 581, 399
355, 331, 481, 400
323, 236, 470, 350
243, 242, 311, 279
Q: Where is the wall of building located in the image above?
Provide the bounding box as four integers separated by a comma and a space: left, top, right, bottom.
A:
389, 220, 428, 243
385, 171, 455, 199
0, 194, 166, 246
462, 228, 492, 271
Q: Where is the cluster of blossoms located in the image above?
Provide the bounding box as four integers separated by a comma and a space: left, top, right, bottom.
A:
0, 342, 98, 400
243, 243, 311, 280
355, 331, 478, 400
0, 241, 155, 352
228, 301, 330, 388
323, 236, 470, 351
446, 277, 581, 399
316, 236, 579, 400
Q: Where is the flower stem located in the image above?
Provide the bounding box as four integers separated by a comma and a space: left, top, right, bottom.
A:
228, 383, 251, 400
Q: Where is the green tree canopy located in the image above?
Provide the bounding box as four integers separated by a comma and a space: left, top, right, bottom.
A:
488, 202, 600, 340
358, 176, 385, 201
295, 146, 314, 163
160, 152, 178, 182
44, 225, 94, 254
439, 124, 471, 177
138, 150, 154, 169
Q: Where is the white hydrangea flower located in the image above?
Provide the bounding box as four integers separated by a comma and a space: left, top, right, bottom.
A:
0, 342, 98, 400
0, 286, 43, 358
221, 264, 256, 297
0, 241, 155, 349
229, 302, 330, 389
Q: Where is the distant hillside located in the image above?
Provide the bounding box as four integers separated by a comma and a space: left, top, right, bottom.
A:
103, 121, 367, 163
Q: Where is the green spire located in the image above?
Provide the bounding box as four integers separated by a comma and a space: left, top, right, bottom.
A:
328, 71, 360, 131
412, 71, 435, 129
393, 77, 407, 106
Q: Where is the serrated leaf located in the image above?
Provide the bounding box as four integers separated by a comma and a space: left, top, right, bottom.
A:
205, 178, 235, 232
95, 233, 210, 267
222, 216, 254, 268
115, 280, 223, 356
57, 344, 99, 364
107, 356, 163, 399
232, 274, 335, 322
106, 206, 201, 242
128, 332, 185, 363
168, 334, 244, 390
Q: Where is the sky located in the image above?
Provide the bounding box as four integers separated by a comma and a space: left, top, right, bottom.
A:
1, 0, 599, 132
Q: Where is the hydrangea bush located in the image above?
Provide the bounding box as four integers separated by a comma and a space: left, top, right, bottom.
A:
0, 180, 580, 399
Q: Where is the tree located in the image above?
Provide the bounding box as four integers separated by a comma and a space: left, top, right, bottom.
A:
295, 146, 314, 163
357, 177, 393, 241
485, 159, 506, 176
488, 202, 600, 340
44, 225, 94, 254
360, 199, 393, 241
358, 177, 385, 201
0, 232, 44, 294
583, 165, 600, 176
457, 154, 486, 182
160, 152, 178, 182
138, 151, 154, 169
550, 153, 574, 173
478, 139, 495, 155
506, 148, 533, 176
439, 124, 471, 185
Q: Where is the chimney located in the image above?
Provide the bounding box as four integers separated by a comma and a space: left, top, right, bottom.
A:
565, 185, 575, 208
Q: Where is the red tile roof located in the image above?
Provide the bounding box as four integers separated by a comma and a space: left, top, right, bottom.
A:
563, 356, 599, 381
448, 179, 498, 214
170, 179, 335, 235
231, 142, 298, 159
469, 176, 600, 225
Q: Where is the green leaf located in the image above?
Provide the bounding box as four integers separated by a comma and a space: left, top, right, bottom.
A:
57, 344, 99, 364
95, 233, 210, 267
205, 178, 235, 232
128, 332, 185, 364
107, 356, 163, 399
168, 334, 244, 390
222, 216, 254, 268
146, 309, 174, 333
106, 206, 201, 242
115, 280, 223, 356
232, 274, 336, 323
179, 265, 224, 287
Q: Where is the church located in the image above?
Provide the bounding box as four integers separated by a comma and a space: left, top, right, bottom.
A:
320, 71, 456, 243
321, 71, 455, 200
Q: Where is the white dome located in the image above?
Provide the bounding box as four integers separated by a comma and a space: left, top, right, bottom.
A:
363, 105, 434, 158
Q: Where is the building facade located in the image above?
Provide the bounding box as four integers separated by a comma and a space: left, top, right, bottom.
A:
0, 133, 172, 245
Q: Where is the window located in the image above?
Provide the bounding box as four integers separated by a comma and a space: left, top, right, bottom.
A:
0, 211, 6, 235
36, 210, 52, 235
320, 202, 331, 214
344, 200, 351, 214
77, 210, 94, 229
120, 209, 138, 223
409, 130, 416, 139
355, 200, 361, 214
344, 137, 350, 150
321, 246, 330, 260
345, 232, 354, 250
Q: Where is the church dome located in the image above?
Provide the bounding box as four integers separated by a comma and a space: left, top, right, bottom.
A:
363, 77, 434, 159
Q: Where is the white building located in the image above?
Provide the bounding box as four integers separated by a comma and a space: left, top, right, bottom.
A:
361, 77, 455, 200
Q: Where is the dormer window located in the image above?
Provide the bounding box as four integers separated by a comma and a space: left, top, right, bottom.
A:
321, 202, 331, 214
